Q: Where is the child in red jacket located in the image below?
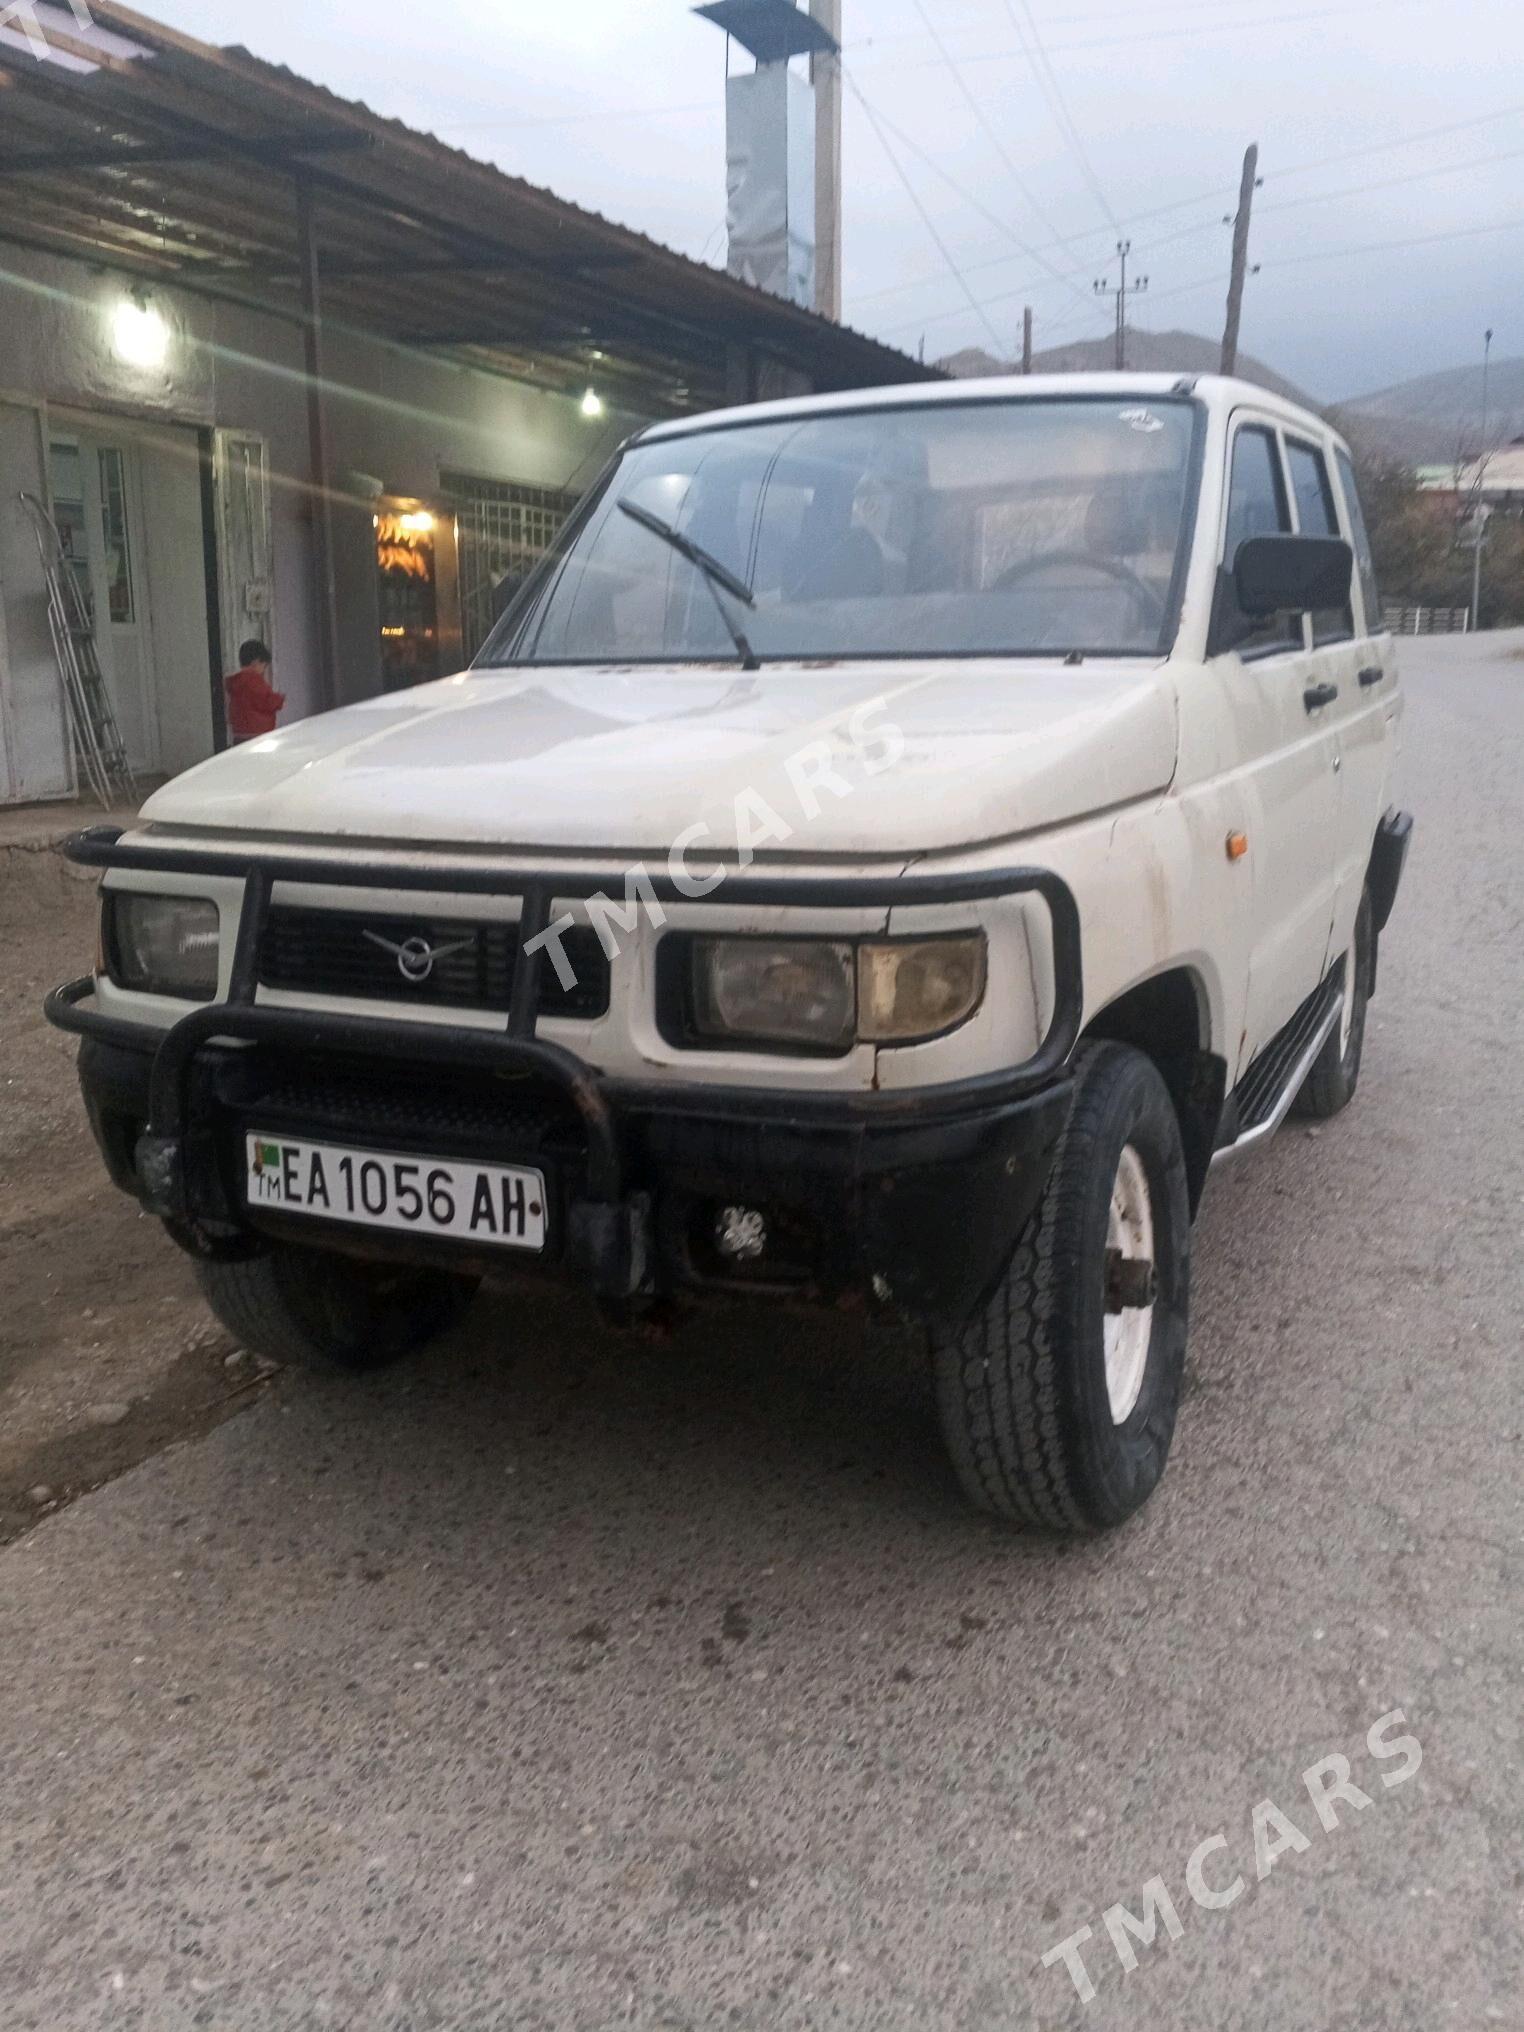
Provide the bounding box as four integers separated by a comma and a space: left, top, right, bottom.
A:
224, 638, 285, 743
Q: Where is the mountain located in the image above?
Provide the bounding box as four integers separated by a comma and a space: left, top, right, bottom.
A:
935, 328, 1524, 474
937, 327, 1315, 407
1331, 357, 1524, 467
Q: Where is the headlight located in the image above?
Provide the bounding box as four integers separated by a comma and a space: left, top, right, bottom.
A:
688, 933, 986, 1049
857, 934, 987, 1041
693, 937, 856, 1048
105, 894, 220, 1001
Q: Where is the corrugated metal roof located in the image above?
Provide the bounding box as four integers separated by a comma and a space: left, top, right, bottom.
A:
0, 0, 934, 415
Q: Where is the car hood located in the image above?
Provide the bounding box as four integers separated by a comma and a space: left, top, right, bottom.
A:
142, 661, 1178, 857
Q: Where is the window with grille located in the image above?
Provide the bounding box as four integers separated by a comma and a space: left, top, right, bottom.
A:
442, 471, 579, 662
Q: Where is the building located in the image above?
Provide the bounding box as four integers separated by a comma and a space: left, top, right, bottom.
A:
0, 1, 929, 805
1416, 443, 1524, 513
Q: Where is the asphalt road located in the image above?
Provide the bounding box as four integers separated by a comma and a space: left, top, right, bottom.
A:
3, 633, 1520, 2032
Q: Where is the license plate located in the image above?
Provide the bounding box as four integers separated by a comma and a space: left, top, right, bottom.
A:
245, 1134, 546, 1252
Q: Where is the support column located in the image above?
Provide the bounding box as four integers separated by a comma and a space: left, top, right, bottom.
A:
809, 0, 842, 322
295, 175, 340, 713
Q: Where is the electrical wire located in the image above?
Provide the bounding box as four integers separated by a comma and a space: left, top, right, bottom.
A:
843, 70, 1011, 357
1262, 213, 1524, 268
852, 0, 1427, 77
1002, 0, 1119, 230
848, 74, 1099, 307
859, 122, 1524, 341
906, 0, 1094, 308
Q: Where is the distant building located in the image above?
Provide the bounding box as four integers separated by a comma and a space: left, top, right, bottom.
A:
1416, 443, 1524, 513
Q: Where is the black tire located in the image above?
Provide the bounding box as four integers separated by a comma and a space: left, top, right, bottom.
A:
930, 1041, 1191, 1533
1293, 887, 1372, 1120
194, 1239, 476, 1373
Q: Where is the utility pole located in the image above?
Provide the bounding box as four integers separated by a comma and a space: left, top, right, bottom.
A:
809, 0, 842, 320
1022, 305, 1033, 374
1470, 325, 1495, 629
1094, 241, 1147, 370
1220, 142, 1261, 376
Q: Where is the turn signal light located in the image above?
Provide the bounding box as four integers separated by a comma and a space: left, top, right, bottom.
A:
1226, 831, 1249, 862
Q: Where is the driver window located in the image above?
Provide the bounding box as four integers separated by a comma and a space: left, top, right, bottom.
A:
1223, 424, 1299, 654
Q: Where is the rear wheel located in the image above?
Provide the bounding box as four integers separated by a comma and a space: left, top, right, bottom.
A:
1294, 887, 1372, 1120
194, 1239, 476, 1373
930, 1042, 1191, 1532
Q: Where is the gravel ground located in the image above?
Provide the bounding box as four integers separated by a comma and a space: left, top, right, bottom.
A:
0, 633, 1519, 2030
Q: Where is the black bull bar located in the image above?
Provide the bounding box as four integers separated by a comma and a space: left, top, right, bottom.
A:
45, 827, 1084, 1298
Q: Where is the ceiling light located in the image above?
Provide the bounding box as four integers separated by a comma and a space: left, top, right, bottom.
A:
110, 295, 169, 370
580, 386, 604, 419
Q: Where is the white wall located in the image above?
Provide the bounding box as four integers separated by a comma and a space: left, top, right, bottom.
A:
0, 245, 648, 755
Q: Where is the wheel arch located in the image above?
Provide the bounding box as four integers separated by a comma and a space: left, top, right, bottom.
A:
1081, 963, 1227, 1213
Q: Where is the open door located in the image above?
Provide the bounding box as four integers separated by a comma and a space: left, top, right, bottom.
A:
0, 399, 72, 802
211, 430, 274, 681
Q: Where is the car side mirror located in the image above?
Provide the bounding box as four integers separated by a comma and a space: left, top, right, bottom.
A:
1233, 534, 1353, 617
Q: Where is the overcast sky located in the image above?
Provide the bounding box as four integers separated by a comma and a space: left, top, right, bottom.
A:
141, 0, 1523, 400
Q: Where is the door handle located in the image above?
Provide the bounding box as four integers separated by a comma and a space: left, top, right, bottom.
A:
1303, 681, 1339, 711
1357, 664, 1384, 688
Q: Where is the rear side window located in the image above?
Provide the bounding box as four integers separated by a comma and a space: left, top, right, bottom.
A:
1222, 424, 1299, 652
1286, 440, 1354, 645
1334, 447, 1384, 635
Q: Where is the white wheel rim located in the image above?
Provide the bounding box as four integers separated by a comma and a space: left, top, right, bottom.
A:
1339, 927, 1359, 1055
1104, 1143, 1155, 1424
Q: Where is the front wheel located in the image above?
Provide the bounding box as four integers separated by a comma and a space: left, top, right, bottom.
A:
194, 1240, 477, 1373
930, 1042, 1191, 1532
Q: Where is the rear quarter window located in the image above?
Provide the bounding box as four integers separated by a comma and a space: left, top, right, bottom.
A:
1333, 447, 1384, 636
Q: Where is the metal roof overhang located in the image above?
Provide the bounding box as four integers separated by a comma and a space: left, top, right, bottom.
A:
0, 0, 933, 416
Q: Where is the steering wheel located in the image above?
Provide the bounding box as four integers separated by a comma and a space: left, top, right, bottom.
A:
994, 548, 1165, 630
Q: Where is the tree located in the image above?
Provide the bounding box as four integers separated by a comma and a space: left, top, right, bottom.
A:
1334, 420, 1524, 628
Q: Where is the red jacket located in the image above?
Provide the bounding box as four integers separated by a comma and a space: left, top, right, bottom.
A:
225, 664, 286, 740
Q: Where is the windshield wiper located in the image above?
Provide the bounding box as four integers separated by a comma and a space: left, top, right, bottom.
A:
616, 497, 760, 670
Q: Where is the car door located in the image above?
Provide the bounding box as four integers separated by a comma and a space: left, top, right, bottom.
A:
1217, 414, 1343, 1073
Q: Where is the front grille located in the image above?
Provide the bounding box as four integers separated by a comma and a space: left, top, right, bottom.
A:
243, 1056, 582, 1156
258, 906, 610, 1019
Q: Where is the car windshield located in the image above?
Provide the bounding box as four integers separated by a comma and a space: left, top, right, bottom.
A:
480, 395, 1199, 668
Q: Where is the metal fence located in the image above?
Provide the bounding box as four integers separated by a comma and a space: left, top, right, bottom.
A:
1380, 603, 1471, 636
442, 472, 580, 662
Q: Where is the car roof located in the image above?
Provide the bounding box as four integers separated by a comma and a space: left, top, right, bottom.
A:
638, 371, 1343, 451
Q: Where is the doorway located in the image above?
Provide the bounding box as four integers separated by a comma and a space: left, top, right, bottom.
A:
374, 498, 459, 689
47, 415, 215, 779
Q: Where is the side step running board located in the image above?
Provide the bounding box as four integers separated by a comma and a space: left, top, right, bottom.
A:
1212, 984, 1343, 1169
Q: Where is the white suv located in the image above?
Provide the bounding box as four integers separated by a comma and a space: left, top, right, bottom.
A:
49, 373, 1411, 1533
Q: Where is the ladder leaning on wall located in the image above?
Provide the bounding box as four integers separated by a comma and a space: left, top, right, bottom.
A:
18, 491, 136, 809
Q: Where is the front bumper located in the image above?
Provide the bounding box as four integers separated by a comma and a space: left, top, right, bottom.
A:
46, 829, 1083, 1327
59, 994, 1071, 1324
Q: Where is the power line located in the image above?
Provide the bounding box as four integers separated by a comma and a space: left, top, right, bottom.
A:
1263, 212, 1524, 268
1271, 101, 1524, 180
848, 76, 1100, 307
906, 0, 1091, 306
849, 184, 1237, 310
851, 0, 1427, 78
1262, 141, 1524, 214
842, 70, 1011, 356
1002, 0, 1119, 230
861, 123, 1524, 341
